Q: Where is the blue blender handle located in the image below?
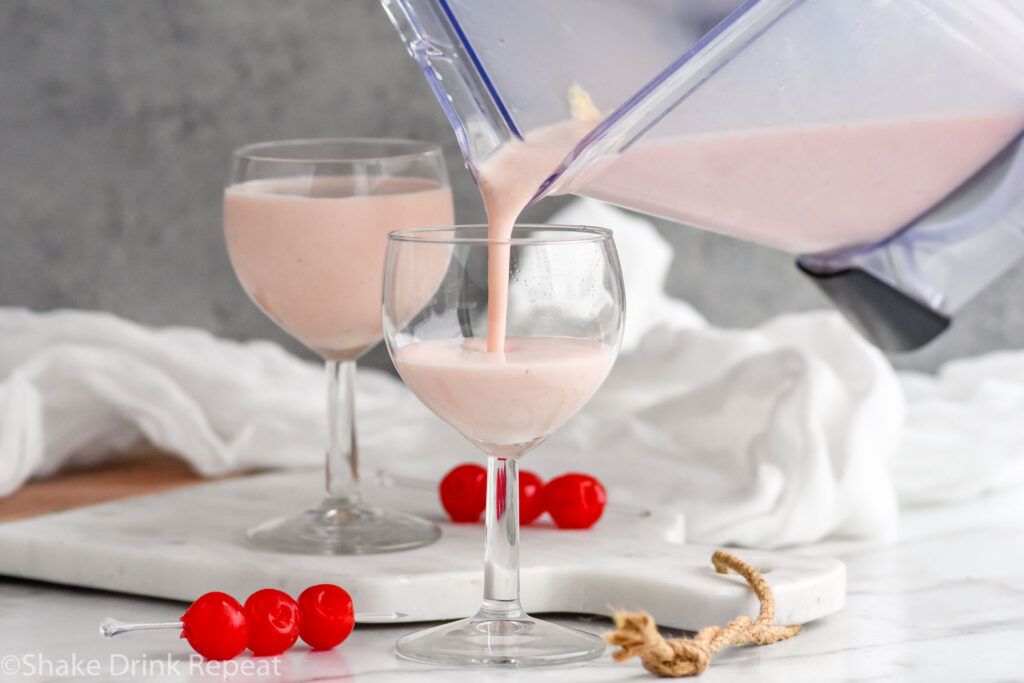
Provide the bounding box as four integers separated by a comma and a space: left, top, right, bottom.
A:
799, 132, 1024, 351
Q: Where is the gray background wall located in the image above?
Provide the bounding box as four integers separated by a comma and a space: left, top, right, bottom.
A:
2, 0, 1021, 372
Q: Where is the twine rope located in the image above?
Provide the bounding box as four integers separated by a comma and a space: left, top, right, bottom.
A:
604, 550, 803, 677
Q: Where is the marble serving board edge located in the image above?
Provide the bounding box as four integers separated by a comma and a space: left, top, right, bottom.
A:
0, 469, 846, 631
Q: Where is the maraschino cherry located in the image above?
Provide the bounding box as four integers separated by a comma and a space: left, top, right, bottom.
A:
298, 584, 355, 650
180, 591, 248, 660
244, 588, 301, 656
543, 473, 607, 529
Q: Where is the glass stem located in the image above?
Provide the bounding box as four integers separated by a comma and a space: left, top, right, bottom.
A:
480, 455, 525, 618
325, 360, 360, 504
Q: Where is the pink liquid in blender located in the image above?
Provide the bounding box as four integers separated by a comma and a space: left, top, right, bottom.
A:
392, 336, 614, 453
224, 176, 454, 360
582, 114, 1024, 254
481, 113, 1024, 256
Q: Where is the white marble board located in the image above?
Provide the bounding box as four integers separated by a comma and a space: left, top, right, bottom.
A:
0, 469, 845, 630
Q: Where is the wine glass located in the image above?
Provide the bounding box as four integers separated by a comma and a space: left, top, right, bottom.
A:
223, 138, 452, 554
383, 225, 625, 666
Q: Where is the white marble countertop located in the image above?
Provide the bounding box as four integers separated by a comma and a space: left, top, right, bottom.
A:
2, 484, 1023, 683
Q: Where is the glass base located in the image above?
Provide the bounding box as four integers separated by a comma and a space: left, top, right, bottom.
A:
245, 497, 440, 554
395, 604, 606, 668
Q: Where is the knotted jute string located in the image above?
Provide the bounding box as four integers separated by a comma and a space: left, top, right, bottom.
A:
604, 550, 803, 677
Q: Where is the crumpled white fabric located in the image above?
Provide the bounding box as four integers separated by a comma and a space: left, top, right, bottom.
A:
895, 352, 1024, 507
0, 198, 1013, 548
0, 310, 323, 491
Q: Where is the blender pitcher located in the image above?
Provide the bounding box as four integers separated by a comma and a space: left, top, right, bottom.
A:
382, 0, 1024, 351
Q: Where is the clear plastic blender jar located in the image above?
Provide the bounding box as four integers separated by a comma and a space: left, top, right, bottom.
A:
383, 0, 1024, 350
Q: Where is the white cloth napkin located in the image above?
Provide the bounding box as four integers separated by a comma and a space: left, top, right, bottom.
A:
896, 352, 1024, 506
0, 310, 323, 491
0, 199, 1017, 548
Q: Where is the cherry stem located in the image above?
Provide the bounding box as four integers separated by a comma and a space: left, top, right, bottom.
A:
100, 611, 407, 637
99, 618, 181, 638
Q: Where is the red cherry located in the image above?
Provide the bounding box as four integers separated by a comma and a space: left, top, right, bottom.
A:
439, 463, 487, 523
297, 584, 354, 650
543, 473, 607, 529
244, 589, 300, 656
180, 592, 248, 660
518, 470, 545, 524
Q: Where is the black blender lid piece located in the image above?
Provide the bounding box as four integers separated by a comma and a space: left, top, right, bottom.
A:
797, 262, 950, 353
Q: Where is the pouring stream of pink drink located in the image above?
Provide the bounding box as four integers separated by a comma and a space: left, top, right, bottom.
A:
477, 123, 590, 354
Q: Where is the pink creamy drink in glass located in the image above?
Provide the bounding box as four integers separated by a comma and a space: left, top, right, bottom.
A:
382, 224, 623, 665
393, 336, 614, 451
224, 175, 454, 360
225, 138, 451, 555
